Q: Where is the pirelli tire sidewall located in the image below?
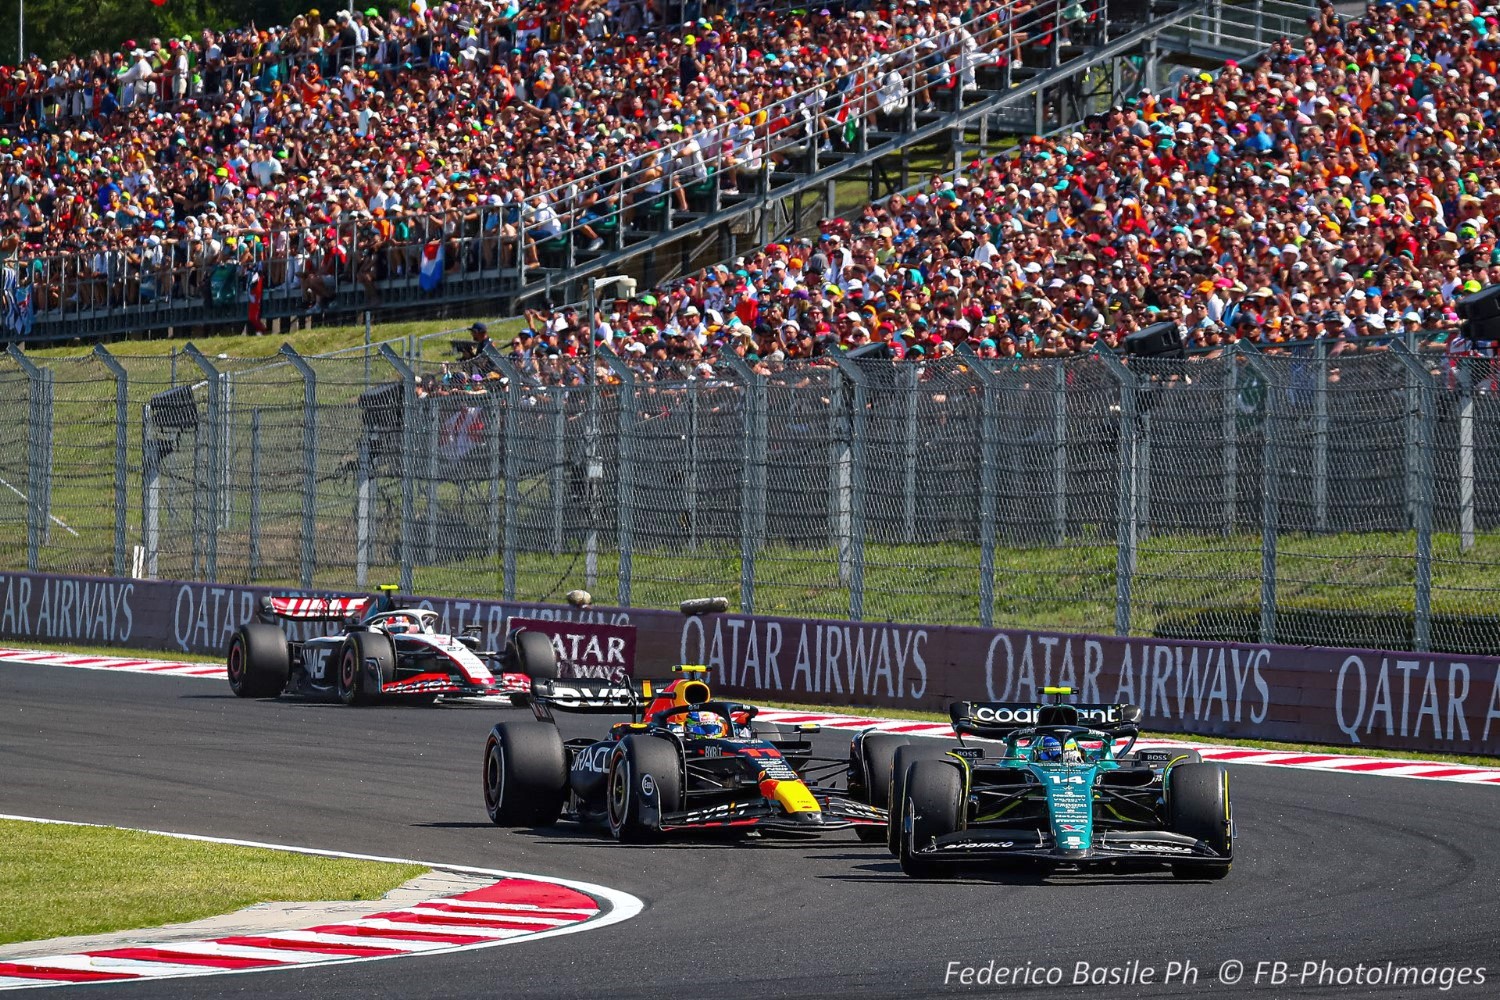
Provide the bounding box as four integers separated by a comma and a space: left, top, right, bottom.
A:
606, 735, 682, 843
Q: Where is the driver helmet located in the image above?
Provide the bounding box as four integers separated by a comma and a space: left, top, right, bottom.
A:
682, 710, 729, 738
1036, 735, 1064, 762
1060, 738, 1084, 765
383, 614, 415, 634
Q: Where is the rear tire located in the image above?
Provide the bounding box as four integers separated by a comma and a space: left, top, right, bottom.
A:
337, 631, 396, 706
887, 743, 964, 855
511, 630, 559, 680
1167, 763, 1232, 880
899, 760, 964, 878
483, 722, 568, 826
606, 735, 682, 843
853, 733, 910, 808
226, 624, 289, 698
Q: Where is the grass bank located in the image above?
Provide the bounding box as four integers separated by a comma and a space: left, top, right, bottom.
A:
0, 819, 425, 946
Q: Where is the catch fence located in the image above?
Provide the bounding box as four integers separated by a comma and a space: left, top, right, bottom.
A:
2, 340, 1496, 653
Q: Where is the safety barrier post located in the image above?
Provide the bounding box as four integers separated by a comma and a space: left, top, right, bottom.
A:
551, 386, 566, 557
1458, 360, 1475, 554
380, 344, 418, 593
961, 344, 1000, 628
1391, 342, 1434, 651
491, 352, 529, 603
93, 345, 130, 578
1095, 347, 1137, 636
8, 347, 51, 571
829, 355, 869, 621
902, 364, 918, 544
249, 408, 262, 582
721, 353, 766, 614
1052, 363, 1068, 546
183, 345, 222, 582
1222, 353, 1238, 535
1313, 338, 1329, 532
279, 345, 320, 588
597, 346, 636, 606
1235, 343, 1278, 644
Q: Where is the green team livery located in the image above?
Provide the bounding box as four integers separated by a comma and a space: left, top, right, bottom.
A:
879, 687, 1233, 880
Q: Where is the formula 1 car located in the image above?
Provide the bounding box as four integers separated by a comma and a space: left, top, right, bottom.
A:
857, 688, 1232, 879
482, 600, 887, 840
226, 586, 525, 705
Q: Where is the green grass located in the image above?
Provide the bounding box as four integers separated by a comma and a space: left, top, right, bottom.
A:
27, 314, 530, 361
756, 699, 1500, 767
0, 820, 425, 946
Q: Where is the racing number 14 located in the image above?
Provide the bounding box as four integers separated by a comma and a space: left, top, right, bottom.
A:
1048, 774, 1085, 785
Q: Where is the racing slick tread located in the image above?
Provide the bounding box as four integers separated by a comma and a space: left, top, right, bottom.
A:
484, 722, 568, 826
1166, 763, 1233, 880
886, 742, 964, 855
337, 631, 396, 706
226, 624, 290, 699
899, 759, 964, 879
606, 735, 681, 843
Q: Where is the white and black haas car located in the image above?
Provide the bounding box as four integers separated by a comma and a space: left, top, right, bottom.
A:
226, 586, 525, 705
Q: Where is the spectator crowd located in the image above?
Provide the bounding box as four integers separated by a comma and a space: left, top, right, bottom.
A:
488, 0, 1500, 388
3, 0, 1499, 376
0, 0, 1029, 330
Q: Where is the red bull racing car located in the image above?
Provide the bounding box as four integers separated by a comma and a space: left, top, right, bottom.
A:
483, 600, 887, 840
226, 587, 526, 705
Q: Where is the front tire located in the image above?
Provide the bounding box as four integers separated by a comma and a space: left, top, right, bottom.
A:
887, 743, 965, 855
226, 624, 290, 698
336, 631, 396, 706
606, 735, 682, 843
1167, 763, 1232, 880
898, 759, 964, 878
483, 722, 568, 826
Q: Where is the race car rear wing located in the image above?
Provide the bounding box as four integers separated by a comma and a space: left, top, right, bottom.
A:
950, 695, 1143, 739
527, 675, 708, 715
258, 595, 375, 623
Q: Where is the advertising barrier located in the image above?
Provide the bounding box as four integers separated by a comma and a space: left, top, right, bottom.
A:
1, 570, 1498, 756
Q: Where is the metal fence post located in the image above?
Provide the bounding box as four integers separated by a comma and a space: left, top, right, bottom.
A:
1390, 342, 1433, 651
1222, 354, 1238, 535
1236, 345, 1277, 644
551, 386, 566, 557
721, 353, 765, 614
1459, 361, 1475, 553
1095, 348, 1137, 636
93, 346, 130, 577
356, 438, 372, 589
903, 364, 918, 542
426, 395, 440, 563
828, 367, 849, 565
1314, 338, 1329, 532
279, 346, 319, 588
599, 347, 635, 606
380, 344, 418, 593
1052, 362, 1068, 546
249, 408, 263, 582
961, 345, 1000, 628
688, 378, 701, 551
183, 345, 222, 582
141, 404, 161, 579
9, 347, 49, 571
491, 353, 528, 603
830, 356, 870, 621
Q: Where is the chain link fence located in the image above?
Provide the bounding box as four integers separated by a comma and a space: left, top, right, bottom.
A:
2, 341, 1497, 653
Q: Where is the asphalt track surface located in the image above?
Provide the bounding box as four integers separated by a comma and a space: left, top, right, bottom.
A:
4, 659, 1499, 999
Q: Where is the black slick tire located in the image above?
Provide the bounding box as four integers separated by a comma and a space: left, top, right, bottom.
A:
1167, 763, 1232, 880
898, 759, 964, 879
226, 624, 290, 698
483, 722, 568, 826
337, 630, 396, 706
606, 735, 682, 843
